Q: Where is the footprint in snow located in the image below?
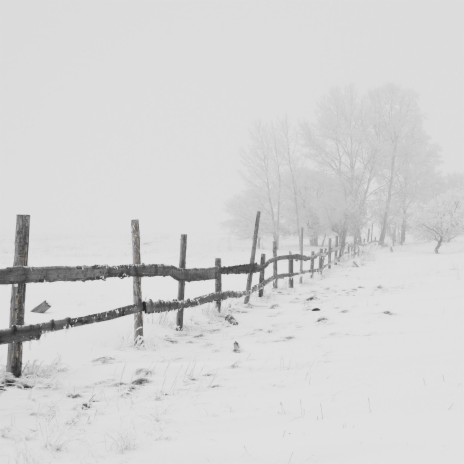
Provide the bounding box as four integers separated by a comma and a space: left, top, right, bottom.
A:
92, 356, 116, 364
131, 377, 150, 386
135, 368, 153, 377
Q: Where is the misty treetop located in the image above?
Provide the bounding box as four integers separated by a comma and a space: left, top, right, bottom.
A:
226, 83, 464, 252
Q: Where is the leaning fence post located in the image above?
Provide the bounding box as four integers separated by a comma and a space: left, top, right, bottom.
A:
272, 240, 278, 288
6, 215, 30, 377
319, 248, 324, 273
244, 211, 261, 304
288, 252, 294, 288
299, 227, 304, 284
176, 234, 187, 330
258, 253, 265, 297
310, 251, 315, 278
131, 220, 144, 345
328, 238, 332, 269
215, 258, 222, 312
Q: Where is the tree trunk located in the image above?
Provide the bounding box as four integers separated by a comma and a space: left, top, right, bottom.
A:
339, 224, 348, 254
434, 237, 442, 254
379, 154, 397, 246
273, 231, 279, 249
310, 234, 319, 246
400, 215, 407, 245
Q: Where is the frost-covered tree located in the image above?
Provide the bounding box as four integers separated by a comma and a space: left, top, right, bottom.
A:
368, 84, 427, 246
227, 121, 286, 246
302, 86, 378, 251
414, 188, 464, 253
394, 142, 441, 244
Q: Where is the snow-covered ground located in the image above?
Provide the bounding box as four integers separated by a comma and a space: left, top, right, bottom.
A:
1, 236, 463, 463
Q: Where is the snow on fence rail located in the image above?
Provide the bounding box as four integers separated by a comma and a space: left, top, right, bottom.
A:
1, 212, 369, 377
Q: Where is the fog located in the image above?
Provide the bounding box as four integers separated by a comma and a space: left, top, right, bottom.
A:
1, 0, 463, 241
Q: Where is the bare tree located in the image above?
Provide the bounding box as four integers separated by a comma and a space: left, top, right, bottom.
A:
231, 121, 285, 246
395, 142, 441, 244
275, 118, 302, 237
368, 84, 426, 246
302, 86, 378, 251
413, 188, 464, 253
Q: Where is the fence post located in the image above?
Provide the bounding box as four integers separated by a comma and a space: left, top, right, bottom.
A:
367, 228, 371, 243
244, 211, 261, 304
131, 219, 144, 345
299, 227, 304, 284
258, 253, 265, 297
215, 258, 222, 312
176, 234, 187, 330
6, 215, 30, 377
272, 240, 278, 288
310, 251, 315, 278
288, 252, 294, 288
328, 238, 332, 269
319, 248, 324, 273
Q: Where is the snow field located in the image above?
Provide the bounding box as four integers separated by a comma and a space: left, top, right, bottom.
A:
0, 236, 463, 463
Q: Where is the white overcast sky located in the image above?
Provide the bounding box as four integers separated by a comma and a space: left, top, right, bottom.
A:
0, 0, 463, 240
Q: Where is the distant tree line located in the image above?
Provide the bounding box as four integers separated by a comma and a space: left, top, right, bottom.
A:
226, 84, 464, 253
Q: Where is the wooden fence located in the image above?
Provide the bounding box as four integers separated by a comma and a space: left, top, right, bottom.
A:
0, 213, 372, 377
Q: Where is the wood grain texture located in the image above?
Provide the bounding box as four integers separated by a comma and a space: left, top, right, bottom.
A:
215, 258, 222, 312
258, 253, 265, 298
244, 211, 260, 304
132, 220, 143, 344
0, 253, 332, 286
0, 263, 218, 285
7, 215, 30, 377
176, 234, 187, 330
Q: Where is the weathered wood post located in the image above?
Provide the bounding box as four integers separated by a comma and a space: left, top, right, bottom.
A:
319, 248, 324, 273
288, 252, 293, 288
367, 228, 371, 243
7, 215, 30, 377
176, 234, 187, 330
258, 253, 265, 297
299, 227, 304, 284
328, 238, 332, 269
131, 220, 144, 345
244, 211, 260, 304
215, 258, 222, 312
272, 240, 278, 288
335, 235, 339, 261
310, 251, 315, 278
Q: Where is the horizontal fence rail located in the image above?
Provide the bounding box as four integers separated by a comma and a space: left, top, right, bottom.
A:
0, 253, 330, 286
0, 248, 367, 346
0, 267, 329, 345
1, 212, 377, 379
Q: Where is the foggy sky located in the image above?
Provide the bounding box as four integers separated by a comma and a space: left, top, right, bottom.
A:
1, 0, 463, 241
